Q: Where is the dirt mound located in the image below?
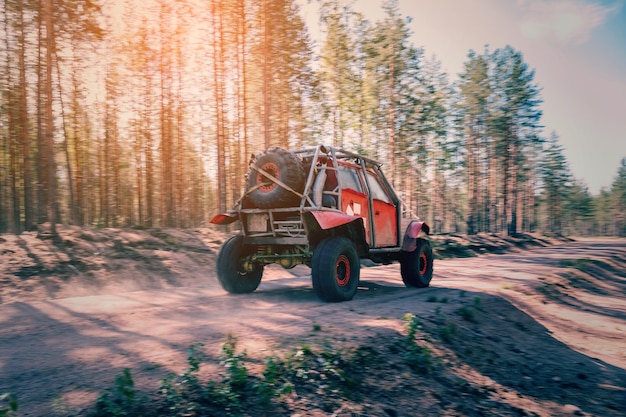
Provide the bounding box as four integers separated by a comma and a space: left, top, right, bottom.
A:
0, 225, 227, 304
429, 232, 574, 258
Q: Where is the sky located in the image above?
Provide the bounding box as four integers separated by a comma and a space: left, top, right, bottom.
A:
299, 0, 626, 195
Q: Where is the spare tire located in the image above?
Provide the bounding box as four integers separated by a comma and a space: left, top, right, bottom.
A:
244, 147, 306, 209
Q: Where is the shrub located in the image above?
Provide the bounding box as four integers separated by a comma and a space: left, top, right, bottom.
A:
93, 369, 136, 417
401, 314, 433, 374
457, 305, 477, 323
0, 393, 18, 417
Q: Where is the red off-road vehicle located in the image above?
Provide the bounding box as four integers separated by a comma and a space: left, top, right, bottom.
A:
211, 145, 433, 302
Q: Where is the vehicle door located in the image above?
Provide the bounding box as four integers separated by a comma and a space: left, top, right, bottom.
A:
365, 170, 398, 247
337, 163, 371, 244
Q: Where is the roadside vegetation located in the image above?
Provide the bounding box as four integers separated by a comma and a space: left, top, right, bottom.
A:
0, 393, 18, 417
78, 312, 471, 416
2, 303, 500, 416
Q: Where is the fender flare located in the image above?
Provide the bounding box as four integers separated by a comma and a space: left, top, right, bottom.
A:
308, 211, 369, 256
402, 221, 430, 252
210, 211, 238, 225
310, 210, 361, 230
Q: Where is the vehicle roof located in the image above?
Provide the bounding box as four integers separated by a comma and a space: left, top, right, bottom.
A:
293, 144, 383, 169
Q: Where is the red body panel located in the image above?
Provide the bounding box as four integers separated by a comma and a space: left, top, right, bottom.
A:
310, 211, 361, 229
372, 199, 397, 247
340, 188, 370, 244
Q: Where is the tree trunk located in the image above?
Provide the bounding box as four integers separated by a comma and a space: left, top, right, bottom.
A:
56, 57, 76, 225
145, 127, 154, 227
159, 3, 173, 227
263, 0, 271, 148
5, 7, 21, 233
36, 6, 47, 225
388, 43, 396, 187
508, 138, 519, 236
18, 0, 33, 231
176, 45, 185, 227
467, 128, 478, 235
44, 0, 57, 235
212, 0, 227, 214
71, 70, 84, 225
238, 0, 249, 201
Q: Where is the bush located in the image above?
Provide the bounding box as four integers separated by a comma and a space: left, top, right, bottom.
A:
92, 369, 136, 417
0, 393, 18, 417
401, 314, 433, 374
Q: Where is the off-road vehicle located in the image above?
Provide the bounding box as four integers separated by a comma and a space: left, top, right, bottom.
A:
211, 144, 433, 302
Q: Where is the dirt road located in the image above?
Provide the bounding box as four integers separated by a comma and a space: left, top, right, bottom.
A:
1, 236, 625, 416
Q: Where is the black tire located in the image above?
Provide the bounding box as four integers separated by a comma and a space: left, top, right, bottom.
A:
244, 147, 306, 209
400, 238, 434, 288
312, 237, 360, 302
216, 235, 263, 294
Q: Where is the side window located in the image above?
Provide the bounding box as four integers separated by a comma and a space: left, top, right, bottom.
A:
338, 166, 363, 193
366, 172, 391, 202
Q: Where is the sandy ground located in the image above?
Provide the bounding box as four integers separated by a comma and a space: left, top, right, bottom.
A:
0, 227, 624, 416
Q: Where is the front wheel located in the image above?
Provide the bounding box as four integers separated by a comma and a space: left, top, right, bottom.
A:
312, 237, 360, 302
400, 238, 434, 288
216, 235, 263, 294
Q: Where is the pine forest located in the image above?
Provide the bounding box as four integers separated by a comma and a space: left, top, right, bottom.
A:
0, 0, 625, 237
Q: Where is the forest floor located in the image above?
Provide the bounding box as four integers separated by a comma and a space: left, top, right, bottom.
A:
0, 225, 625, 416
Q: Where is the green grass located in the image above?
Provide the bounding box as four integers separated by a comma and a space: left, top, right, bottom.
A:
438, 323, 458, 343
559, 258, 590, 270
457, 305, 478, 323
401, 314, 434, 374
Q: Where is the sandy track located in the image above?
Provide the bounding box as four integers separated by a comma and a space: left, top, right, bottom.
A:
1, 238, 625, 416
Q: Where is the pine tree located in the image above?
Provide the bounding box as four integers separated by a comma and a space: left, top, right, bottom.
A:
419, 56, 452, 232
564, 180, 594, 235
610, 157, 626, 236
319, 0, 357, 148
364, 0, 415, 188
455, 49, 491, 235
540, 132, 572, 235
593, 188, 613, 235
350, 12, 376, 154
490, 46, 542, 236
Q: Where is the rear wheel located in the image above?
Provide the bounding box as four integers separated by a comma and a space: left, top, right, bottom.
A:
216, 235, 263, 294
312, 237, 360, 302
400, 238, 434, 288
